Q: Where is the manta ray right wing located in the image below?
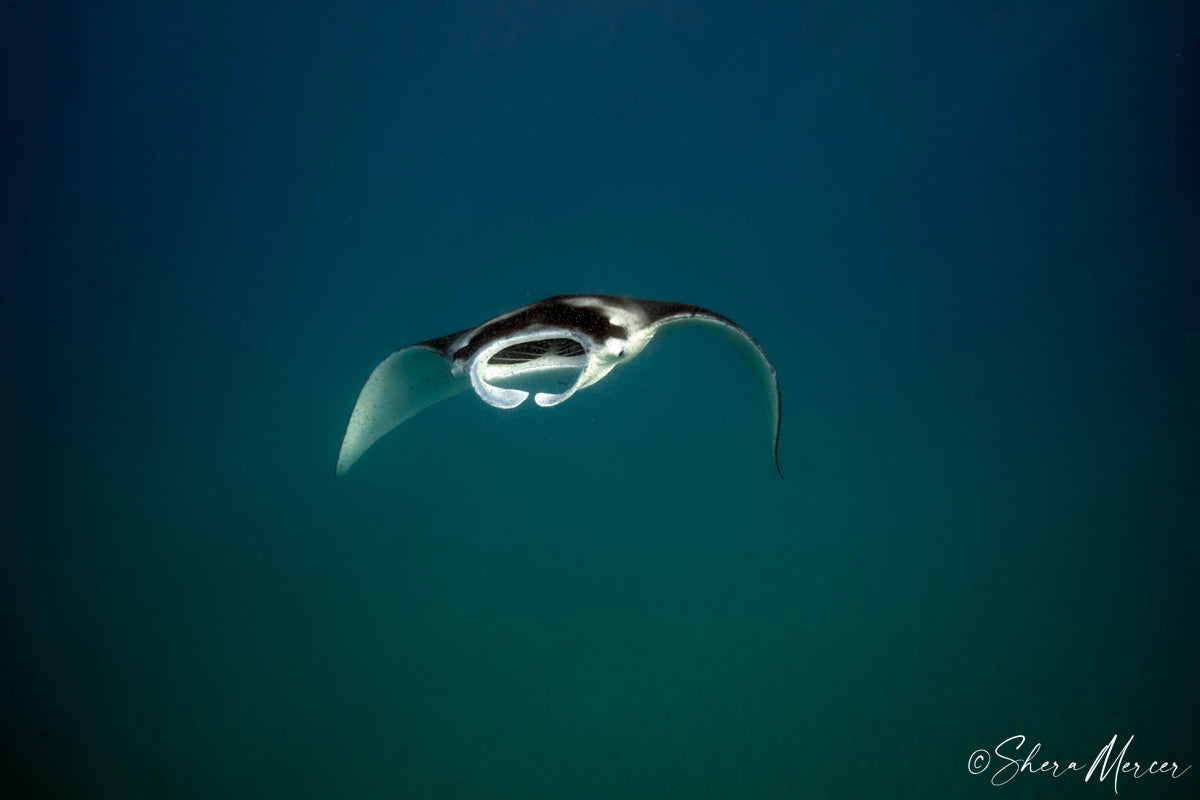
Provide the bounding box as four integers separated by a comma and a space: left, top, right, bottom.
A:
636, 301, 783, 479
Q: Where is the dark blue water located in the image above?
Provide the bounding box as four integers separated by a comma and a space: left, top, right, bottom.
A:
3, 1, 1197, 797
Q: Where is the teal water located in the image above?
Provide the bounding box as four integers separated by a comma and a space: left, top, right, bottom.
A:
3, 1, 1198, 798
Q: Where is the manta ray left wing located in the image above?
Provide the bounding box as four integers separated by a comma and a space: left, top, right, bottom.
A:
334, 337, 470, 477
335, 294, 783, 478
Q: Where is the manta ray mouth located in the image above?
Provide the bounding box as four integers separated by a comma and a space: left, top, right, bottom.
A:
469, 331, 592, 410
487, 368, 583, 397
488, 337, 585, 365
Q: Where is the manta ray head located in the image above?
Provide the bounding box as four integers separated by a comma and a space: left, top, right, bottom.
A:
461, 328, 635, 410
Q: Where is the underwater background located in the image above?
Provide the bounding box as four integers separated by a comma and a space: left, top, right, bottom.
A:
2, 1, 1198, 798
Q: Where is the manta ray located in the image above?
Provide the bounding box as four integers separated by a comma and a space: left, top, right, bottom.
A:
335, 294, 782, 478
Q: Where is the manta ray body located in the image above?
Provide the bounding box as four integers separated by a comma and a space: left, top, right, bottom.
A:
335, 294, 782, 477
